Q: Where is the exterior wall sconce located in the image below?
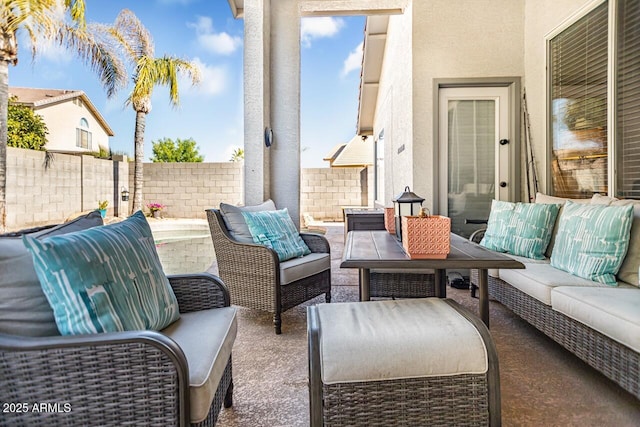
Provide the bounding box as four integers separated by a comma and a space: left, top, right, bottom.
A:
393, 186, 425, 241
121, 187, 130, 202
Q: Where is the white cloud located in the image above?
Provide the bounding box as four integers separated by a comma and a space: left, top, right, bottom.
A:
301, 17, 344, 47
180, 57, 227, 97
188, 16, 242, 55
342, 41, 363, 77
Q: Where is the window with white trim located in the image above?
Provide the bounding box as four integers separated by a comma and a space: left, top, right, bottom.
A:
76, 118, 92, 150
548, 0, 639, 199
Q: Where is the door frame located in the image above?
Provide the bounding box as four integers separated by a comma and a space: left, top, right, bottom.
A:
433, 78, 521, 213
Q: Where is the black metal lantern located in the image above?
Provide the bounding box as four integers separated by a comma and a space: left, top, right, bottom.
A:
121, 187, 130, 202
392, 186, 425, 241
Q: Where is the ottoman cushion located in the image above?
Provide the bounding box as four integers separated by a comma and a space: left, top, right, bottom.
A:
316, 298, 488, 384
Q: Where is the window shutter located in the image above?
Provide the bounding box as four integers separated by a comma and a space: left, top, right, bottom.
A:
616, 0, 640, 199
549, 2, 608, 198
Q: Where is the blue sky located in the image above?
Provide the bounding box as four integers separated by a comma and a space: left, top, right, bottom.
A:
9, 0, 365, 168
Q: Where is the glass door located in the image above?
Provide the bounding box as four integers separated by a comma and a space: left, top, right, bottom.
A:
439, 87, 511, 239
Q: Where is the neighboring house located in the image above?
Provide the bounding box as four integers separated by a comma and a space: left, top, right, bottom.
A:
227, 0, 638, 230
323, 135, 373, 168
9, 87, 113, 153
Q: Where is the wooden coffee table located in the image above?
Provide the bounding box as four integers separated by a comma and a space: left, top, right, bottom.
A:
341, 230, 525, 327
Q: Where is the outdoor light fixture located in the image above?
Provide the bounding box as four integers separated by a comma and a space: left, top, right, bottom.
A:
121, 187, 130, 202
392, 186, 425, 241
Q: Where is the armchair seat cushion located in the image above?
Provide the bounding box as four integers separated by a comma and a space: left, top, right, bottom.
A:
280, 253, 330, 285
161, 306, 238, 424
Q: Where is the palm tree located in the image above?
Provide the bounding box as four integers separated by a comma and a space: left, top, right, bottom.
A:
108, 9, 200, 213
0, 0, 126, 231
230, 147, 244, 162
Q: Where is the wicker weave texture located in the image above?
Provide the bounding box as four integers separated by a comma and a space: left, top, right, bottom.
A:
486, 274, 640, 400
322, 375, 490, 427
0, 273, 235, 427
193, 358, 233, 427
369, 272, 436, 299
169, 274, 229, 312
0, 341, 182, 427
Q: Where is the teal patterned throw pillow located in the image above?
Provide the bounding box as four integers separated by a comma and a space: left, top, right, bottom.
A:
550, 201, 633, 285
22, 211, 180, 335
242, 208, 311, 261
480, 200, 560, 259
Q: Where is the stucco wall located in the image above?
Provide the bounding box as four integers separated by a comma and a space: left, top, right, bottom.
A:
523, 0, 596, 195
375, 1, 526, 212
5, 147, 128, 230
412, 0, 525, 212
375, 5, 414, 208
36, 99, 111, 152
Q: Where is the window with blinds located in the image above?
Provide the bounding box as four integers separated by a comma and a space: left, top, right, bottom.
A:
616, 0, 640, 199
549, 2, 608, 199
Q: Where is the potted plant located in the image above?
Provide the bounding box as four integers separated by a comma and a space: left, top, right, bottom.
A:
98, 200, 109, 218
146, 202, 166, 219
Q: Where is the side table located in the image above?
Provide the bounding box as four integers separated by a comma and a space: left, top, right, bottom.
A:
343, 208, 385, 242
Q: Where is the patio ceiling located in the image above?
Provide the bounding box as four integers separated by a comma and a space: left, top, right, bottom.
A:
356, 15, 388, 136
226, 0, 406, 18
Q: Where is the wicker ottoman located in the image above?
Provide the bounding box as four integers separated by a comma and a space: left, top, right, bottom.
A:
308, 298, 500, 426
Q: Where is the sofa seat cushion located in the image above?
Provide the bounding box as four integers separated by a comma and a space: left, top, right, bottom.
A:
161, 306, 237, 424
551, 287, 640, 353
316, 299, 488, 384
280, 253, 330, 285
499, 264, 612, 306
490, 254, 550, 279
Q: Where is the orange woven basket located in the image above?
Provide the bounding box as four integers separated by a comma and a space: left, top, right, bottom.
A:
401, 215, 451, 259
384, 207, 395, 234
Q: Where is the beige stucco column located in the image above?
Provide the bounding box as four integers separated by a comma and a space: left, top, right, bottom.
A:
270, 0, 301, 226
243, 0, 271, 207
243, 0, 301, 227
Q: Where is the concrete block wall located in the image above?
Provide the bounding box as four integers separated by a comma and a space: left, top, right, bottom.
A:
5, 148, 370, 230
300, 167, 369, 222
129, 162, 244, 219
5, 147, 128, 230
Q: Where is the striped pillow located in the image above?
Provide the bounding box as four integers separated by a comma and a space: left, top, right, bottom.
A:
242, 208, 311, 261
22, 211, 180, 335
550, 201, 633, 285
480, 200, 560, 259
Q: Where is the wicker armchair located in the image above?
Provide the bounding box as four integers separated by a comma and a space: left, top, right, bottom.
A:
0, 273, 234, 427
206, 208, 331, 334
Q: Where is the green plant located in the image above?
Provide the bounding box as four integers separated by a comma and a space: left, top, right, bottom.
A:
151, 137, 204, 162
98, 200, 109, 210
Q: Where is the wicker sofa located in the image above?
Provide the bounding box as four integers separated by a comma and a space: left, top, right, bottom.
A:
0, 213, 237, 426
471, 193, 640, 400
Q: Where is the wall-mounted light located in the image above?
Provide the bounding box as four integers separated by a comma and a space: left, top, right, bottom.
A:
121, 187, 130, 202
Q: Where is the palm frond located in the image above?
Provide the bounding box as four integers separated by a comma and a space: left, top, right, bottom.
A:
113, 9, 153, 60
55, 23, 127, 98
